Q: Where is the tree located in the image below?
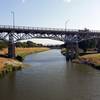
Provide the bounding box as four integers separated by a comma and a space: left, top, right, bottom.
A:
15, 41, 43, 48
79, 39, 96, 52
16, 42, 23, 47
96, 39, 100, 52
79, 41, 88, 52
27, 41, 34, 47
0, 40, 8, 50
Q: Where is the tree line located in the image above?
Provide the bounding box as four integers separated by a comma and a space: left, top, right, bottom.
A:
0, 39, 100, 52
16, 41, 43, 48
0, 40, 43, 50
61, 38, 100, 52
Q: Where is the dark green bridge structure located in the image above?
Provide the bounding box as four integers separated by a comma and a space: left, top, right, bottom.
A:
0, 25, 100, 58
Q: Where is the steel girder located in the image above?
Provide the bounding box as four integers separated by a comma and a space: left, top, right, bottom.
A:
0, 25, 100, 42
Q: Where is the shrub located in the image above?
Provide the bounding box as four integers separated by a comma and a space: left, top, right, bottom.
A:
16, 55, 23, 62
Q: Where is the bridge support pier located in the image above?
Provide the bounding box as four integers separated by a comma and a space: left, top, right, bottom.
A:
75, 42, 79, 58
64, 41, 79, 59
8, 33, 15, 58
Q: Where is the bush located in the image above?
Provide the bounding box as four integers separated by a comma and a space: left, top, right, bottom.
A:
16, 55, 23, 62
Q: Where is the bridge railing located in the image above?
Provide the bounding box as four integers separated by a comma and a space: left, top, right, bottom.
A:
0, 25, 79, 32
0, 25, 100, 33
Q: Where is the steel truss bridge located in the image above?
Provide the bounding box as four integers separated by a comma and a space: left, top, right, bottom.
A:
0, 25, 100, 58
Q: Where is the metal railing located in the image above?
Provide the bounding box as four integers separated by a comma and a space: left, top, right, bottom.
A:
0, 25, 79, 32
0, 25, 100, 33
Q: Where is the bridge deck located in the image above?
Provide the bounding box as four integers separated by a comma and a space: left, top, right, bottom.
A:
0, 25, 100, 34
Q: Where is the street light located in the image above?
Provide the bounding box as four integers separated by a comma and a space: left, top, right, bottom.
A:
11, 11, 15, 28
65, 19, 69, 31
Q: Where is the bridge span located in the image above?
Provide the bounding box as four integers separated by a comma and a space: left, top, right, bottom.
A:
0, 25, 100, 58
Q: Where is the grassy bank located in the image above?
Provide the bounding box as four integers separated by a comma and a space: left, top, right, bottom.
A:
0, 47, 49, 77
1, 47, 49, 57
73, 53, 100, 69
0, 58, 22, 78
15, 47, 49, 58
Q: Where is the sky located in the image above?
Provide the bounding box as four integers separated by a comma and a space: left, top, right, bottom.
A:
0, 0, 100, 44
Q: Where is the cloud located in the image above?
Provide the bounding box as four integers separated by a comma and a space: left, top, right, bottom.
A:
64, 0, 71, 3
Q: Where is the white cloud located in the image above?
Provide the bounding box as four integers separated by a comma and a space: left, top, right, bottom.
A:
64, 0, 71, 3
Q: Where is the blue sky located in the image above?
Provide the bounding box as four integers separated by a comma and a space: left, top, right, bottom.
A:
0, 0, 100, 44
1, 0, 100, 29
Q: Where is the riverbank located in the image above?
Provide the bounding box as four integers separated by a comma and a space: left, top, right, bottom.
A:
73, 53, 100, 69
1, 47, 49, 57
61, 48, 100, 69
0, 57, 23, 77
0, 47, 49, 77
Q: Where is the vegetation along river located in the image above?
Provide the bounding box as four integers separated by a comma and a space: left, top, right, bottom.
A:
0, 49, 100, 100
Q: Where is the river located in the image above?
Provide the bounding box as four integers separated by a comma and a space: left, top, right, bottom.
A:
0, 49, 100, 100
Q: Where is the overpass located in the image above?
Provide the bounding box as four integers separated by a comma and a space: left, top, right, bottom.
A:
0, 25, 100, 58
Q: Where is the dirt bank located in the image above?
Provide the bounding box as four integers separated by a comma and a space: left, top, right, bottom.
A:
73, 53, 100, 69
